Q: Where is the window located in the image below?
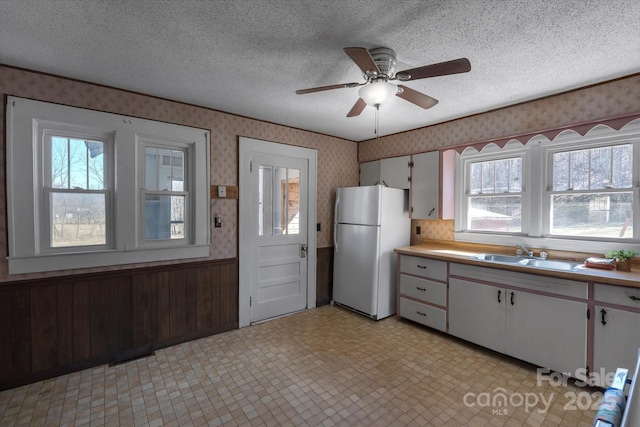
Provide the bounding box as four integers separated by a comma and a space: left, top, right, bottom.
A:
455, 123, 640, 253
44, 133, 111, 250
6, 97, 210, 274
548, 144, 634, 239
466, 156, 523, 233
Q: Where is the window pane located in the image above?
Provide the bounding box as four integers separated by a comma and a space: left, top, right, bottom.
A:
552, 152, 570, 191
259, 166, 273, 236
258, 165, 301, 236
144, 194, 185, 240
284, 168, 300, 235
469, 196, 521, 232
470, 162, 482, 194
590, 147, 611, 190
612, 145, 633, 188
145, 147, 184, 191
569, 150, 590, 190
50, 137, 104, 190
50, 192, 106, 247
481, 161, 495, 193
551, 192, 633, 238
509, 158, 522, 192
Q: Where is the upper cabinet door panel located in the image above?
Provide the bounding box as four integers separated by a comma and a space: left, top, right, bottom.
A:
379, 156, 410, 189
412, 151, 439, 219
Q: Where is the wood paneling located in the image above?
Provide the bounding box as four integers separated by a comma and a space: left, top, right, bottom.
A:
0, 259, 239, 391
316, 247, 333, 306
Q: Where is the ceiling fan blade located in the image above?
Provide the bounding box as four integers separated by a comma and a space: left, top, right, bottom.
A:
396, 85, 438, 109
397, 58, 471, 81
344, 47, 380, 75
347, 98, 367, 117
296, 82, 360, 95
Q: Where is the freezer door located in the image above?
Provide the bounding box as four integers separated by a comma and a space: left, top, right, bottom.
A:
335, 186, 381, 226
333, 223, 380, 316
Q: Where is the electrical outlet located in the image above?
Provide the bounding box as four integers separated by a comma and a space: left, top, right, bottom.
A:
214, 214, 222, 228
217, 186, 227, 198
316, 223, 321, 231
416, 226, 421, 235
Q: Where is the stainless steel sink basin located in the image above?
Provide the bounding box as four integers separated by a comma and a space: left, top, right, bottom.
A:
470, 253, 582, 271
471, 253, 528, 264
520, 259, 581, 271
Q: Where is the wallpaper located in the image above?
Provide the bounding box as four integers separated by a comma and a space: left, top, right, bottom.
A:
360, 74, 640, 240
0, 66, 359, 281
1, 65, 639, 282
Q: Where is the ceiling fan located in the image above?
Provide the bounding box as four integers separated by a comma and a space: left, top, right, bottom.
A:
296, 47, 471, 117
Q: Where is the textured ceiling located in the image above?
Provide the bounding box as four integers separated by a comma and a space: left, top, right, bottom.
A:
1, 0, 639, 141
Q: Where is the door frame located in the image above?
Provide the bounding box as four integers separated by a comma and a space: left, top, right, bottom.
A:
238, 137, 317, 327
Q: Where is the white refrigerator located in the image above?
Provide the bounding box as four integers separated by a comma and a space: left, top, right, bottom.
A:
332, 186, 410, 320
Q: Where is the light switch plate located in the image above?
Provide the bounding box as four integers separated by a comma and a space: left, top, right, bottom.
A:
217, 186, 226, 198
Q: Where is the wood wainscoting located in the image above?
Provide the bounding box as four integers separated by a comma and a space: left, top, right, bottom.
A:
316, 247, 334, 307
0, 259, 239, 391
0, 248, 334, 391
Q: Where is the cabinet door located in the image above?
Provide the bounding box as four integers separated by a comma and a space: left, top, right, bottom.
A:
506, 291, 587, 377
359, 160, 380, 186
593, 306, 640, 387
411, 151, 439, 219
379, 156, 410, 189
449, 278, 506, 353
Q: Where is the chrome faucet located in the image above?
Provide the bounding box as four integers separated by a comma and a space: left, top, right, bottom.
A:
515, 243, 533, 257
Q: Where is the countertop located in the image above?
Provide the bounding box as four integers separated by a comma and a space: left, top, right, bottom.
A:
395, 240, 640, 289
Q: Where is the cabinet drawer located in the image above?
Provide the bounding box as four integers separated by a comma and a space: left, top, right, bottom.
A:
400, 274, 447, 306
400, 256, 447, 281
594, 283, 640, 308
400, 298, 447, 332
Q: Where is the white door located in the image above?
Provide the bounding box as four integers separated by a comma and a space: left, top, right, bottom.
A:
239, 138, 317, 326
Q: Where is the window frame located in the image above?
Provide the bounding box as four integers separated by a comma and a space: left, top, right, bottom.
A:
455, 123, 640, 254
40, 127, 114, 254
457, 142, 530, 237
6, 96, 210, 275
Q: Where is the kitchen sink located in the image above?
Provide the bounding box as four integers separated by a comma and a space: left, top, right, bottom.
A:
470, 253, 582, 271
521, 258, 581, 271
471, 253, 529, 264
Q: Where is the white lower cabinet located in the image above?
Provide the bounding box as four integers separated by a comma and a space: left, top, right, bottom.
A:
448, 263, 588, 378
592, 283, 640, 387
398, 255, 448, 332
449, 278, 505, 353
505, 290, 587, 377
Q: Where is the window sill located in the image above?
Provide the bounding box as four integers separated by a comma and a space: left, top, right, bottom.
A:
7, 245, 210, 275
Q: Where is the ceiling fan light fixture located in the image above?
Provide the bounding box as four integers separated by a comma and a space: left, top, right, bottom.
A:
358, 81, 397, 107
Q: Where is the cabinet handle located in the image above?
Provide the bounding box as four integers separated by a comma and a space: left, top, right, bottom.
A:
416, 311, 427, 317
600, 309, 607, 326
510, 291, 515, 306
630, 295, 640, 302
428, 208, 435, 217
417, 265, 427, 269
416, 287, 426, 292
497, 290, 501, 303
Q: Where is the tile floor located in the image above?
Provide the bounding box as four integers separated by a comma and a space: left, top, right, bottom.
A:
0, 305, 598, 426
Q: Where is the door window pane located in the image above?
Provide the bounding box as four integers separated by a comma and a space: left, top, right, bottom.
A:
259, 165, 301, 236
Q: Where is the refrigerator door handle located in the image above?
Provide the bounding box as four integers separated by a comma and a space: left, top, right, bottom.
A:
334, 194, 339, 252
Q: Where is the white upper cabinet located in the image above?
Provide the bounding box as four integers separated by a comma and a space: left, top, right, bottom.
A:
359, 160, 380, 186
360, 156, 410, 189
411, 151, 439, 219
